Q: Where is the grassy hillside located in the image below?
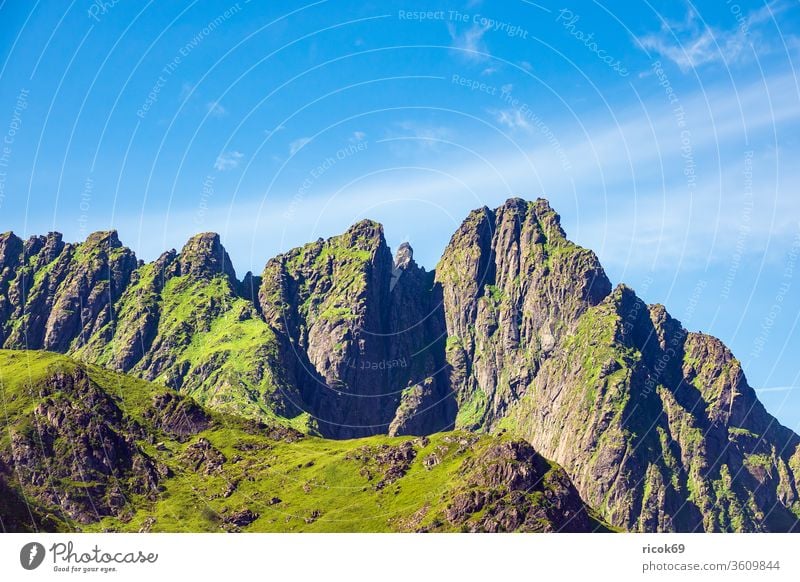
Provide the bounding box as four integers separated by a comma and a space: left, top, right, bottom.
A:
0, 350, 609, 533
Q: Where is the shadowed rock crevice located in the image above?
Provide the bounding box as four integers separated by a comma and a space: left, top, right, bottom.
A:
258, 221, 455, 438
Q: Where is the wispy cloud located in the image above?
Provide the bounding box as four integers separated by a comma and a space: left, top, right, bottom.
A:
447, 22, 490, 61
289, 137, 312, 155
489, 108, 531, 131
387, 121, 455, 152
206, 101, 227, 117
214, 150, 244, 171
265, 124, 285, 137
638, 1, 792, 71
179, 82, 195, 101
350, 131, 367, 142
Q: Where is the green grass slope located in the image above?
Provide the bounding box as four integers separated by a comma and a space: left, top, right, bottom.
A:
0, 350, 609, 533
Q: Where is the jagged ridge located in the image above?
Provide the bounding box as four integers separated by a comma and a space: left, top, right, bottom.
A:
0, 196, 799, 532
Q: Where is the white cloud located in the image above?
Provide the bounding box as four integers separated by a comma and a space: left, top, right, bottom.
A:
447, 22, 490, 61
351, 131, 367, 142
265, 124, 285, 137
638, 1, 792, 71
179, 82, 195, 101
213, 150, 244, 171
206, 101, 227, 117
387, 121, 455, 152
489, 108, 531, 131
289, 137, 312, 155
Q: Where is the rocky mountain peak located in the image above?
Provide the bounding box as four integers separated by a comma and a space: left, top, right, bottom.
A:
497, 196, 529, 215
0, 231, 23, 263
82, 230, 123, 250
0, 230, 22, 245
607, 283, 640, 311
394, 242, 415, 270
342, 219, 386, 252
436, 196, 612, 430
178, 232, 237, 282
390, 242, 417, 292
24, 231, 65, 261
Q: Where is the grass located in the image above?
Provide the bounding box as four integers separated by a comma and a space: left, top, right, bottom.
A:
455, 388, 488, 431
728, 426, 759, 439
744, 453, 773, 471
0, 350, 603, 533
100, 430, 473, 533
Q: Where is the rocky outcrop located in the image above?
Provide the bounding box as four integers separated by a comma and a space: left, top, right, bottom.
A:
0, 232, 24, 345
258, 220, 396, 438
1, 366, 159, 524
436, 198, 611, 429
345, 441, 417, 489
0, 231, 138, 354
147, 392, 211, 437
427, 438, 601, 532
182, 438, 226, 475
503, 284, 800, 532
259, 223, 453, 438
177, 232, 237, 285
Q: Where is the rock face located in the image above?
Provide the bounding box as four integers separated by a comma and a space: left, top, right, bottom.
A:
1, 197, 799, 532
503, 285, 800, 532
258, 220, 397, 438
436, 198, 611, 429
439, 440, 597, 533
258, 222, 453, 438
0, 231, 138, 352
1, 365, 160, 524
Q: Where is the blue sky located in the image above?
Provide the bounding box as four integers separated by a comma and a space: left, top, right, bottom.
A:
1, 0, 799, 428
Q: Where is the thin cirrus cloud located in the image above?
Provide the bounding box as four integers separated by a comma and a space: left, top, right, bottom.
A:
488, 107, 531, 131
206, 101, 227, 117
289, 137, 313, 155
213, 150, 244, 171
447, 21, 490, 61
638, 0, 795, 71
381, 121, 456, 154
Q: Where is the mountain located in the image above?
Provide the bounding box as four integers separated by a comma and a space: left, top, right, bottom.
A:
0, 230, 304, 429
0, 350, 606, 533
0, 197, 798, 532
258, 220, 454, 438
436, 200, 800, 531
436, 198, 611, 430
